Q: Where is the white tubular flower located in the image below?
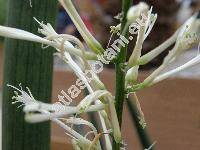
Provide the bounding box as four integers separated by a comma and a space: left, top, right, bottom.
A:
138, 13, 199, 67
8, 84, 101, 149
164, 13, 200, 64
0, 25, 52, 45
60, 117, 98, 135
51, 117, 94, 149
77, 90, 109, 113
128, 7, 157, 67
34, 18, 97, 60
89, 73, 106, 90
127, 2, 149, 23
35, 18, 84, 50
8, 84, 65, 112
176, 12, 200, 51
152, 54, 200, 84
60, 117, 102, 149
25, 104, 106, 123
58, 0, 104, 54
34, 17, 57, 37
134, 13, 200, 87
137, 12, 199, 66
23, 102, 57, 113
60, 50, 111, 149
107, 96, 122, 143
62, 52, 94, 93
125, 66, 139, 86
138, 30, 178, 65
0, 24, 96, 60
7, 84, 36, 107
140, 43, 180, 87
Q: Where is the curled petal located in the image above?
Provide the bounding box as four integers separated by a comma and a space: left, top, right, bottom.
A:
77, 90, 109, 113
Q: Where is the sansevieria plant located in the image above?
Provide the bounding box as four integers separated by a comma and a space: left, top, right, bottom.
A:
0, 0, 199, 149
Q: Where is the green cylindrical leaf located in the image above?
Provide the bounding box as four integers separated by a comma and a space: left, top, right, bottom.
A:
2, 0, 57, 150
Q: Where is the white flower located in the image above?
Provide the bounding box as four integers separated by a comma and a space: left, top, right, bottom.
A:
77, 90, 109, 113
25, 104, 106, 123
176, 12, 200, 51
152, 54, 200, 84
58, 0, 104, 54
125, 66, 139, 86
7, 84, 36, 107
138, 30, 178, 65
8, 84, 103, 149
162, 13, 199, 66
128, 13, 200, 89
128, 6, 157, 67
0, 25, 52, 45
0, 24, 96, 60
127, 2, 149, 22
52, 117, 97, 149
138, 12, 199, 66
106, 96, 122, 143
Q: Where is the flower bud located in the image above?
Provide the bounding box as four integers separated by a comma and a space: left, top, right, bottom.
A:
177, 12, 200, 50
127, 2, 149, 22
125, 66, 139, 86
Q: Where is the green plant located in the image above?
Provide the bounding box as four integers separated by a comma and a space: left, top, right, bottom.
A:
0, 0, 199, 149
0, 0, 6, 41
0, 0, 6, 25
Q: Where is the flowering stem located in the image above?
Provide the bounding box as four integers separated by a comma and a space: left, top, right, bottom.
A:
113, 0, 132, 149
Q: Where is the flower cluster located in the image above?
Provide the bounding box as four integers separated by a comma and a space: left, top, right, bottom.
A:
1, 0, 199, 149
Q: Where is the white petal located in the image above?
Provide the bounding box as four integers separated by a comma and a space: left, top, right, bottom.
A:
0, 25, 52, 45
60, 117, 97, 134
127, 2, 149, 22
153, 55, 200, 84
24, 104, 105, 122
77, 90, 109, 112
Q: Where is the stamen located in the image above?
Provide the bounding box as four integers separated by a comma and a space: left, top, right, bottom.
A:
26, 87, 34, 99
28, 0, 32, 8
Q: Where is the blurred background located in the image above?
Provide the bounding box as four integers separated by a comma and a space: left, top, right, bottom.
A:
0, 0, 200, 150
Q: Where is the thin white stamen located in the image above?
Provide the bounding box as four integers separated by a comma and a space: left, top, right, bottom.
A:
29, 0, 32, 8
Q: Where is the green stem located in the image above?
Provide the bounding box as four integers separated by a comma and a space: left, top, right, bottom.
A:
126, 97, 153, 149
113, 0, 132, 149
2, 0, 57, 150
